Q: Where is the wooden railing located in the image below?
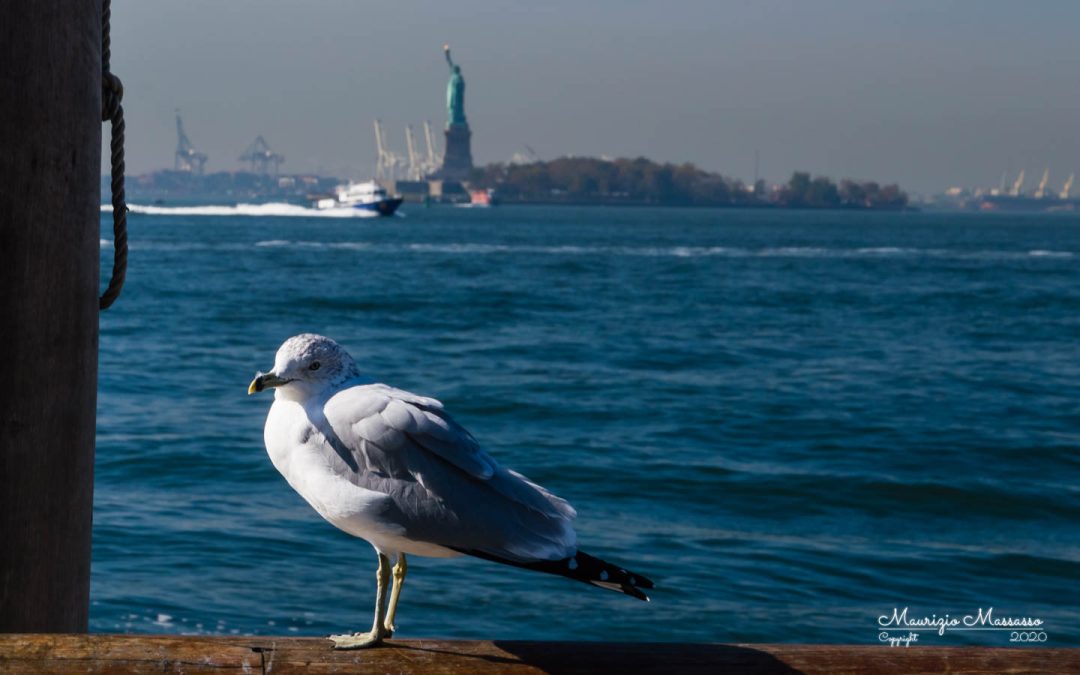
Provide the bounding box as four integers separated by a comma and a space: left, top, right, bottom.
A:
0, 634, 1074, 673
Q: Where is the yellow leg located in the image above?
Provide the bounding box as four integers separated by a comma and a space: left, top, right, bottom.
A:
383, 553, 408, 635
329, 552, 391, 649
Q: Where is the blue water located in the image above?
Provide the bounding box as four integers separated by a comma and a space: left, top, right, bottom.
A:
94, 205, 1080, 645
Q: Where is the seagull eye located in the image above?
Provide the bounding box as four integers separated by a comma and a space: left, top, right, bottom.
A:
309, 361, 321, 371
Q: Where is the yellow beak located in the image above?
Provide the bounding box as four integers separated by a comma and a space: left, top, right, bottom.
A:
248, 373, 290, 395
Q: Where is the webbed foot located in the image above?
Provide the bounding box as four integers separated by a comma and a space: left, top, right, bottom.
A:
328, 630, 387, 650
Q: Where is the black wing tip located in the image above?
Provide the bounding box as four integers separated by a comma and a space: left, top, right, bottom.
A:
633, 572, 656, 590
459, 547, 655, 601
595, 568, 655, 601
574, 550, 654, 590
631, 586, 650, 601
591, 580, 650, 601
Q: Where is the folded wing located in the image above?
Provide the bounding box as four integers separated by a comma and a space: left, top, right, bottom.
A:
321, 383, 577, 561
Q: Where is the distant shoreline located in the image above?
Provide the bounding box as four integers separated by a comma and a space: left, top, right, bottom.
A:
107, 197, 925, 214
477, 198, 917, 212
111, 159, 913, 213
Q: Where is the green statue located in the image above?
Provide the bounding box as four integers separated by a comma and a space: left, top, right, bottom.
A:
444, 44, 467, 128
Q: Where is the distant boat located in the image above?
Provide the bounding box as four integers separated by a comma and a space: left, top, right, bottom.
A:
312, 181, 403, 216
456, 188, 496, 208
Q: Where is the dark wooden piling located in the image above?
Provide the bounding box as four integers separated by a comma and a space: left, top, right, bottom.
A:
0, 1, 101, 631
0, 635, 1075, 674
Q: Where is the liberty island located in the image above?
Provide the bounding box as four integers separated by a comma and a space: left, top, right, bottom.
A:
120, 44, 914, 208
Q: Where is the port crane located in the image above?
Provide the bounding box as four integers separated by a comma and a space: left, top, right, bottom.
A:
372, 120, 444, 181
423, 121, 441, 176
1062, 174, 1075, 200
174, 111, 208, 175
404, 125, 423, 181
1010, 169, 1025, 197
1035, 169, 1050, 199
238, 135, 284, 175
373, 119, 403, 181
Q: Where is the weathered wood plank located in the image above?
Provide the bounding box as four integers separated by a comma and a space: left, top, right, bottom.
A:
0, 635, 1075, 674
0, 635, 259, 673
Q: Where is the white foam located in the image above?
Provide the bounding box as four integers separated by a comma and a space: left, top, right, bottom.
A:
101, 235, 1079, 261
407, 243, 512, 254
758, 247, 832, 257
103, 202, 382, 218
1028, 250, 1074, 258
404, 243, 732, 257
249, 242, 1079, 259
255, 240, 371, 250
100, 239, 251, 252
855, 247, 915, 255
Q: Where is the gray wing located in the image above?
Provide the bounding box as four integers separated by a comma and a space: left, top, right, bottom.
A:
319, 383, 577, 562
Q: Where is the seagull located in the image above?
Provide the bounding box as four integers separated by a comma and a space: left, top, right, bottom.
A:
248, 334, 654, 649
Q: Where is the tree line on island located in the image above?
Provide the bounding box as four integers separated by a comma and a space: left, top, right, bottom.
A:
469, 157, 908, 209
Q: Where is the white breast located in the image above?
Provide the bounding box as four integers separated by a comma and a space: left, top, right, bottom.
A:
263, 399, 459, 559
264, 400, 397, 538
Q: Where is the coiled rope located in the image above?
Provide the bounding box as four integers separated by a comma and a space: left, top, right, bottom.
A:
100, 0, 127, 310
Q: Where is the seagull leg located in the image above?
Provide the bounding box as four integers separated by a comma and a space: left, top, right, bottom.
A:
383, 553, 408, 635
329, 552, 391, 649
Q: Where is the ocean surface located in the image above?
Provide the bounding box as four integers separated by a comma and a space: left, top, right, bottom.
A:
94, 204, 1080, 646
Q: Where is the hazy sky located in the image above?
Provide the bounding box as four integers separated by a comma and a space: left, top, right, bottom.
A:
112, 0, 1080, 194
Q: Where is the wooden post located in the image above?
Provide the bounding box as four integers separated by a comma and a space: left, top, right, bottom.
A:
0, 1, 101, 632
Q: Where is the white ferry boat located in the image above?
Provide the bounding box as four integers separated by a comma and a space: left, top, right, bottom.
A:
312, 181, 403, 216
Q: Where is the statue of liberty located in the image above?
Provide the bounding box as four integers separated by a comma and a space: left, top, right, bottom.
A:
436, 43, 473, 180
444, 44, 467, 128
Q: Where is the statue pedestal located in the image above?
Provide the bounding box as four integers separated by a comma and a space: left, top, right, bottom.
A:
436, 124, 473, 182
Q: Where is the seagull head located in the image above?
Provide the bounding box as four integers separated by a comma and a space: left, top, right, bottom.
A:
248, 333, 360, 402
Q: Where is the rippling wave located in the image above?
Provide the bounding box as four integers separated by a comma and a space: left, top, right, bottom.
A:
100, 237, 1079, 260
93, 206, 1080, 645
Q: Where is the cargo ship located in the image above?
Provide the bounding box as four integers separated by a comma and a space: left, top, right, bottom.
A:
976, 170, 1078, 212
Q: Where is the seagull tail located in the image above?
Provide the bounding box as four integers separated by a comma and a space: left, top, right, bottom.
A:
461, 549, 655, 601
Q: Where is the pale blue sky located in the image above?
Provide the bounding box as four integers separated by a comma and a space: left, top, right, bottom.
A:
112, 0, 1080, 193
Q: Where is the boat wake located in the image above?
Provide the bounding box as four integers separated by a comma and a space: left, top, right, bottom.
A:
102, 203, 381, 218
246, 241, 1077, 259
97, 234, 1077, 260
